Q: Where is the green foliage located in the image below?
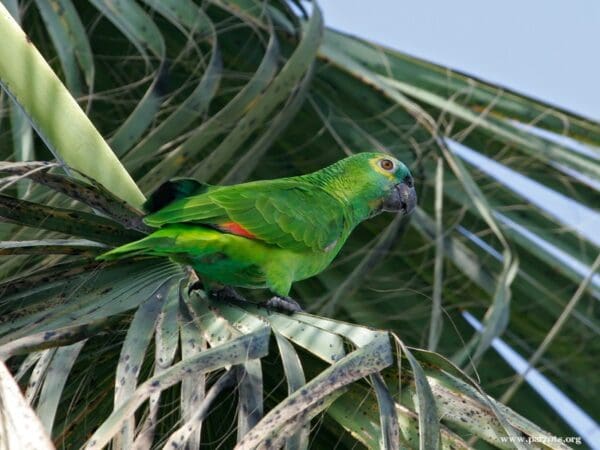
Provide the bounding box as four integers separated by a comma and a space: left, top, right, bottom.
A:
0, 0, 598, 448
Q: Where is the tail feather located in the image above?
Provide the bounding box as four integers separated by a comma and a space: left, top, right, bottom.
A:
97, 225, 221, 262
99, 178, 213, 260
97, 232, 176, 261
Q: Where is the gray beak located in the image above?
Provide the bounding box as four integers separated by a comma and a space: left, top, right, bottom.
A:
383, 178, 417, 214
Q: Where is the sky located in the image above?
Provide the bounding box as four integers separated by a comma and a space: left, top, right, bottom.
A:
318, 0, 600, 121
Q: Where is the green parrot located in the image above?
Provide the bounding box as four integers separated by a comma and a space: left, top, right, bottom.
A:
99, 152, 416, 311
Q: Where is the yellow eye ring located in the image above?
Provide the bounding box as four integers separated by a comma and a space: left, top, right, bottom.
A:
378, 158, 395, 171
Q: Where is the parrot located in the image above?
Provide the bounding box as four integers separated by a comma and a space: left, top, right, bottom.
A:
98, 152, 417, 311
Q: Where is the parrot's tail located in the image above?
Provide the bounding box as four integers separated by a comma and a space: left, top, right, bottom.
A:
97, 228, 178, 261
97, 224, 221, 262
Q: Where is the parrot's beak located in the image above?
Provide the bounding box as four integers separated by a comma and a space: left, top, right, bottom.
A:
383, 178, 417, 214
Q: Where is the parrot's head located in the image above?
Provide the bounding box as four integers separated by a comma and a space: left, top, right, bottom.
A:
330, 152, 417, 217
371, 154, 417, 215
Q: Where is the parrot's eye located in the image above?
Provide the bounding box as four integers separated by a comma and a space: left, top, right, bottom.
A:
378, 158, 395, 171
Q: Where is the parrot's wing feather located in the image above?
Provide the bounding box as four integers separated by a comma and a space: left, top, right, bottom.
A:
145, 181, 346, 252
143, 178, 212, 213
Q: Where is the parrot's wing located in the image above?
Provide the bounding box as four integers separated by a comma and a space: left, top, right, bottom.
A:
145, 180, 346, 252
143, 178, 212, 213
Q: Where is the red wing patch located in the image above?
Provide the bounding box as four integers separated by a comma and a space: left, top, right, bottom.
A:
217, 221, 256, 239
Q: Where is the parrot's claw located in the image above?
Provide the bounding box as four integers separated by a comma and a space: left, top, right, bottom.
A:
209, 286, 248, 304
263, 296, 303, 313
187, 280, 205, 294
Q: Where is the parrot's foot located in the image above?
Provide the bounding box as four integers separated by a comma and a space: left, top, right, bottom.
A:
187, 279, 205, 293
263, 296, 303, 313
209, 286, 248, 304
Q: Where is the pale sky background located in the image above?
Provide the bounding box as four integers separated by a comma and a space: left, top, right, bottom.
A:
318, 0, 600, 121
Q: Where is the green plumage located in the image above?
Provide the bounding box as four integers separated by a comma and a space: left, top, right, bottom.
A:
99, 152, 416, 300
